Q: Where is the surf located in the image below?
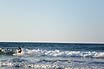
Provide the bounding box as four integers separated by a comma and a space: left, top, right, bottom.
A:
13, 48, 24, 56
0, 48, 104, 58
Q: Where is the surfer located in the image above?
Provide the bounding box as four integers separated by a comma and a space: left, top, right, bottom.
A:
18, 47, 22, 53
13, 47, 24, 56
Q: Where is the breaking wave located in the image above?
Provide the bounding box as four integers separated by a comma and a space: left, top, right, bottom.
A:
0, 48, 104, 58
0, 57, 104, 69
0, 58, 70, 69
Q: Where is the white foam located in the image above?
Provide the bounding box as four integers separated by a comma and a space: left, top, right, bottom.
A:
0, 61, 104, 69
13, 48, 24, 56
1, 48, 104, 58
93, 52, 104, 58
18, 49, 104, 58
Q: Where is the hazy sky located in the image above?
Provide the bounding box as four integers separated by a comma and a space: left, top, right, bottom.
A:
0, 0, 104, 43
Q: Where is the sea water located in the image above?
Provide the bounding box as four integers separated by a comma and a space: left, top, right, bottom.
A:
0, 42, 104, 69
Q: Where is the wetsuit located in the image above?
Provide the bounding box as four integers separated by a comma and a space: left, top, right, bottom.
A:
18, 48, 22, 53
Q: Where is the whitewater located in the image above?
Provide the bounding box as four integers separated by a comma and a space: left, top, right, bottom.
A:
0, 42, 104, 69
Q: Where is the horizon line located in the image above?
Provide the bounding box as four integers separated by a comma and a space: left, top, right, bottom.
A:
0, 41, 104, 44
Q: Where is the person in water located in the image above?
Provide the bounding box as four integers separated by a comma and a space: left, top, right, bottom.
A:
18, 47, 22, 53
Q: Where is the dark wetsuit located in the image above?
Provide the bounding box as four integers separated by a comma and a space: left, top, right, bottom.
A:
18, 47, 22, 53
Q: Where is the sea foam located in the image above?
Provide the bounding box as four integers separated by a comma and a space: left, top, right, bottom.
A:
0, 48, 104, 58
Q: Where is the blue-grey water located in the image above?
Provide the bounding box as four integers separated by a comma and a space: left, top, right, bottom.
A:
0, 42, 104, 69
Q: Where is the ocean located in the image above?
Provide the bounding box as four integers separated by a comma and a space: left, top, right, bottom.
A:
0, 42, 104, 69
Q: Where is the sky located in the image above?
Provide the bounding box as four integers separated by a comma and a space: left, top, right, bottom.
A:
0, 0, 104, 43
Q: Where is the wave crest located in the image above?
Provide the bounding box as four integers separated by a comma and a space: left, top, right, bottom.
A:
24, 49, 104, 58
0, 48, 104, 58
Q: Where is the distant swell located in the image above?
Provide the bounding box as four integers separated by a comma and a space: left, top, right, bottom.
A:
0, 48, 104, 58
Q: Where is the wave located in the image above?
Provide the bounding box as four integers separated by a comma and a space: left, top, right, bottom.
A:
0, 48, 15, 55
0, 58, 65, 69
0, 57, 72, 69
0, 58, 104, 69
0, 48, 104, 58
22, 49, 104, 58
